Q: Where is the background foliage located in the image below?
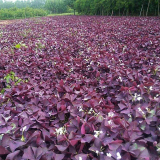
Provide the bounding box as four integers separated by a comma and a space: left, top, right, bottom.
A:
74, 0, 160, 16
0, 0, 159, 20
0, 8, 47, 20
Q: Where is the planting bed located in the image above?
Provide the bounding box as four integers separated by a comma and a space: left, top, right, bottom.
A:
0, 16, 160, 160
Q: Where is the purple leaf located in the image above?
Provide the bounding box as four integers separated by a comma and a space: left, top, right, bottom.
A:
6, 150, 20, 160
0, 146, 9, 155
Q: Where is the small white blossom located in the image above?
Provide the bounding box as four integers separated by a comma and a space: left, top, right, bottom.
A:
108, 111, 114, 117
117, 152, 121, 160
106, 153, 112, 157
155, 94, 159, 98
137, 96, 142, 101
94, 134, 98, 138
118, 76, 122, 82
96, 150, 99, 155
138, 107, 145, 114
133, 93, 142, 101
55, 127, 66, 136
22, 126, 27, 132
78, 106, 83, 112
79, 157, 82, 160
108, 120, 112, 125
94, 130, 103, 138
88, 108, 93, 114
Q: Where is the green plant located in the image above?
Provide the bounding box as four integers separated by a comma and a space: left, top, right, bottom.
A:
1, 71, 28, 94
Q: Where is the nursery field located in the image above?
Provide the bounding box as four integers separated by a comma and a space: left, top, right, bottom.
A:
0, 16, 160, 160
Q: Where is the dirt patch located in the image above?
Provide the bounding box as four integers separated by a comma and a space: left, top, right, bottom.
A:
0, 20, 20, 25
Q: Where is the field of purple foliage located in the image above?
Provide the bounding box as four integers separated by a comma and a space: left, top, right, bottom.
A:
0, 16, 160, 160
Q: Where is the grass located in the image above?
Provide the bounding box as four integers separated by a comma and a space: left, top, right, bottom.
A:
47, 12, 79, 16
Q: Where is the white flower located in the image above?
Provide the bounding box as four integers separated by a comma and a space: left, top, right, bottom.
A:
117, 152, 121, 159
149, 86, 153, 91
108, 120, 112, 125
118, 76, 122, 82
96, 150, 99, 155
106, 153, 112, 157
137, 96, 142, 101
22, 126, 27, 132
79, 157, 82, 160
94, 130, 103, 138
94, 134, 98, 138
78, 106, 83, 112
108, 111, 114, 117
133, 93, 142, 101
55, 127, 66, 135
138, 107, 145, 114
88, 108, 93, 114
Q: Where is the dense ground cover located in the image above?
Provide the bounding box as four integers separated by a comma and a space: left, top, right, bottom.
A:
0, 16, 160, 160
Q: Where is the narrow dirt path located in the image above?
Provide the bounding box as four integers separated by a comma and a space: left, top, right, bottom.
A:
0, 20, 20, 25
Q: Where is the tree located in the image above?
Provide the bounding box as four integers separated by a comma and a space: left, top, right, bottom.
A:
146, 0, 150, 16
45, 0, 67, 13
31, 0, 46, 8
64, 0, 76, 15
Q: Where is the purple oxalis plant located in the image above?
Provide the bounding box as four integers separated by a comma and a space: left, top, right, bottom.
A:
0, 16, 160, 160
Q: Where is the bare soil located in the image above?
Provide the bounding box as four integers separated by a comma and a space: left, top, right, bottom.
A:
0, 20, 19, 25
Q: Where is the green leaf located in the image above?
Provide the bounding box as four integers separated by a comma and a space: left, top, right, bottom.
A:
132, 143, 138, 150
15, 44, 21, 49
21, 135, 25, 142
1, 88, 5, 94
140, 124, 146, 130
10, 71, 15, 76
148, 109, 155, 118
11, 123, 16, 130
4, 75, 10, 83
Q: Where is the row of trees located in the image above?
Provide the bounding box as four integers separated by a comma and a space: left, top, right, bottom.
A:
43, 0, 160, 16
45, 0, 68, 14
0, 0, 74, 14
44, 0, 76, 14
44, 0, 160, 16
0, 0, 159, 16
0, 0, 46, 9
74, 0, 160, 16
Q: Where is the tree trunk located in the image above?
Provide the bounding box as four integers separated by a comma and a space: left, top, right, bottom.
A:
119, 8, 120, 16
111, 9, 113, 16
122, 8, 125, 16
126, 9, 129, 16
146, 0, 150, 16
74, 9, 75, 15
139, 4, 143, 16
